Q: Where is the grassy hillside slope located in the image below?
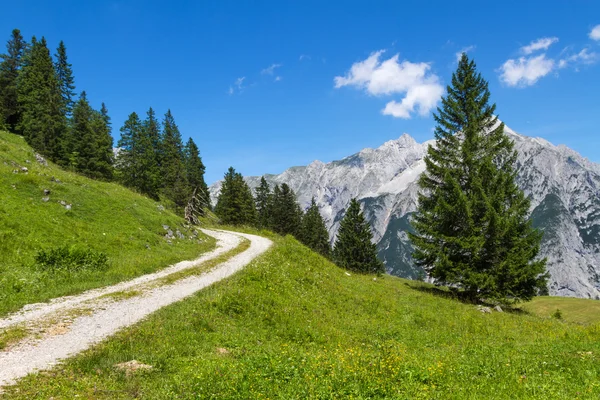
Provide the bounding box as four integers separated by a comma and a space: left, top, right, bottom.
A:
0, 131, 215, 315
6, 233, 599, 399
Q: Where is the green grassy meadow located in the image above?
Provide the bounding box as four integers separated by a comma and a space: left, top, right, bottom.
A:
4, 233, 599, 399
0, 131, 215, 316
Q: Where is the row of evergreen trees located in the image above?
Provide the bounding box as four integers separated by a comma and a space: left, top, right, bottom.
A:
215, 171, 331, 257
215, 170, 383, 273
0, 29, 113, 179
0, 28, 209, 215
117, 109, 209, 210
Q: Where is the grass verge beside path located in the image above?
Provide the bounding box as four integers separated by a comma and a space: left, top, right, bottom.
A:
0, 131, 216, 316
4, 234, 600, 399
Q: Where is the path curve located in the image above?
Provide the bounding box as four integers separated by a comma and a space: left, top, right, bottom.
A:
0, 229, 272, 388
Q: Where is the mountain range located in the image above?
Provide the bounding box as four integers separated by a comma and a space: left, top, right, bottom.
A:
210, 125, 600, 299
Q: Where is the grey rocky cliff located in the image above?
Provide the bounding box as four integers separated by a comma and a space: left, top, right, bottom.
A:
210, 125, 600, 299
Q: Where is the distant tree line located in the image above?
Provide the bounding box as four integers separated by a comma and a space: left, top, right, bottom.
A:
215, 171, 383, 273
0, 28, 209, 216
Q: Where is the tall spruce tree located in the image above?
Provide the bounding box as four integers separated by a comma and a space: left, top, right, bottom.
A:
184, 137, 210, 210
69, 92, 112, 179
0, 29, 27, 131
116, 111, 143, 188
255, 177, 271, 228
160, 110, 189, 209
116, 111, 158, 197
144, 107, 162, 166
90, 102, 114, 180
17, 36, 66, 160
215, 167, 257, 225
270, 183, 302, 236
410, 54, 547, 302
54, 40, 76, 116
300, 197, 331, 257
333, 198, 383, 274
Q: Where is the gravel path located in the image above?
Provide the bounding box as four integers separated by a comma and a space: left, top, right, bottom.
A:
0, 229, 272, 389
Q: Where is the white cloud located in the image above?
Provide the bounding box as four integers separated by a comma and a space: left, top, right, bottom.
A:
261, 63, 282, 75
590, 25, 600, 41
274, 76, 282, 82
299, 54, 311, 61
499, 54, 554, 87
520, 37, 559, 54
334, 50, 443, 118
455, 45, 475, 62
228, 77, 246, 95
558, 48, 598, 68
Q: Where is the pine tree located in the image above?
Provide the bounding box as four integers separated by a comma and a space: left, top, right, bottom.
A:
54, 40, 75, 116
215, 167, 257, 225
17, 36, 66, 160
90, 102, 114, 180
144, 107, 162, 165
410, 54, 547, 302
160, 110, 189, 209
300, 197, 331, 257
70, 91, 112, 179
116, 111, 158, 197
255, 176, 271, 228
184, 137, 210, 211
0, 29, 27, 131
116, 111, 143, 188
333, 198, 383, 274
270, 183, 302, 236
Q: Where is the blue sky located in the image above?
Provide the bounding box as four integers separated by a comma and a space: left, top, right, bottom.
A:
2, 1, 599, 183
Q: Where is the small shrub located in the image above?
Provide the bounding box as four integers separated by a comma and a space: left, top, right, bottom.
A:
552, 308, 563, 320
34, 246, 109, 273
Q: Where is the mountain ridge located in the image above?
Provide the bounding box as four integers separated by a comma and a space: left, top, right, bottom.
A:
210, 125, 600, 298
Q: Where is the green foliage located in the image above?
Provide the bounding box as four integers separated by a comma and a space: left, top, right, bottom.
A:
160, 110, 189, 209
17, 36, 66, 161
68, 92, 113, 180
255, 176, 271, 228
0, 130, 215, 316
299, 197, 331, 257
269, 183, 302, 236
54, 40, 76, 116
6, 234, 600, 399
0, 28, 27, 131
552, 308, 563, 320
215, 167, 256, 225
117, 111, 160, 198
333, 198, 383, 274
34, 246, 108, 273
410, 54, 547, 303
184, 137, 210, 211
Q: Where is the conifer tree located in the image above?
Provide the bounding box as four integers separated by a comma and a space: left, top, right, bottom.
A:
270, 183, 302, 236
17, 36, 66, 160
144, 107, 162, 165
116, 111, 158, 197
54, 40, 76, 116
300, 197, 331, 257
116, 111, 143, 188
215, 167, 257, 225
90, 102, 114, 180
184, 137, 210, 210
410, 54, 547, 302
69, 92, 112, 179
333, 198, 383, 274
0, 29, 27, 131
255, 176, 271, 228
160, 110, 189, 209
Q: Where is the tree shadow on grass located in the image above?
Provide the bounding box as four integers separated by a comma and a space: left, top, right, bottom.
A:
403, 281, 529, 315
